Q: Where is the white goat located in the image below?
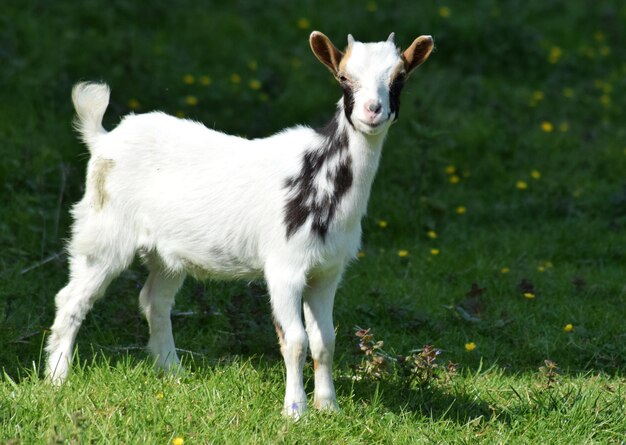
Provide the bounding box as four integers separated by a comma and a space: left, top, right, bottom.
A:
46, 31, 433, 418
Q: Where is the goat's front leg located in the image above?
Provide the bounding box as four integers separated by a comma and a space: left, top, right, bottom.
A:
303, 269, 342, 411
266, 261, 308, 419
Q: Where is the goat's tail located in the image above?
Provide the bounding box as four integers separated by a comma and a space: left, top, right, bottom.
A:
71, 82, 110, 150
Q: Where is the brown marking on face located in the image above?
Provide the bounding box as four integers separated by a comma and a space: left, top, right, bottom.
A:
338, 43, 353, 76
313, 359, 319, 372
91, 158, 115, 211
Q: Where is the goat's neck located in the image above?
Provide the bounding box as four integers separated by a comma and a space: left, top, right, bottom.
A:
334, 105, 388, 225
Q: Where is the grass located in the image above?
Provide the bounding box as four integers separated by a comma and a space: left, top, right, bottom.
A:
2, 0, 626, 443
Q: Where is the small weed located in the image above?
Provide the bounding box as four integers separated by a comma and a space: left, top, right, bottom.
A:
354, 329, 456, 389
400, 345, 440, 387
539, 359, 559, 389
354, 328, 388, 380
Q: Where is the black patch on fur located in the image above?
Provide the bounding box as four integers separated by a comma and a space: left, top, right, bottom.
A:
340, 82, 355, 127
389, 73, 406, 120
283, 113, 353, 240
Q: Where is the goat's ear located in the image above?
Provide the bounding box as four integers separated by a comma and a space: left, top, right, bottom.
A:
402, 35, 434, 75
310, 31, 344, 76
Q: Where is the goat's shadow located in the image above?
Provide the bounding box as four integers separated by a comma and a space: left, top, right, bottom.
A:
333, 375, 497, 424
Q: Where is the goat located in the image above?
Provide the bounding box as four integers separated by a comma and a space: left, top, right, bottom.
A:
45, 31, 434, 418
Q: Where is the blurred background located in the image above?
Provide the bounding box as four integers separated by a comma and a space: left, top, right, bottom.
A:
1, 0, 625, 377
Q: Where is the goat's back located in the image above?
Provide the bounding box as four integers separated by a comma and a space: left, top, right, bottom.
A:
72, 111, 328, 277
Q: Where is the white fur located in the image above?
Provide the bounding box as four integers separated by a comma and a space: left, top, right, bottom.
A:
45, 32, 432, 419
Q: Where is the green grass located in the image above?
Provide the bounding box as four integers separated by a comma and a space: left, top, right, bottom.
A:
2, 0, 626, 443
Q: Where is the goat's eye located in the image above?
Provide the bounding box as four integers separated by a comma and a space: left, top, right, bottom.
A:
338, 74, 348, 83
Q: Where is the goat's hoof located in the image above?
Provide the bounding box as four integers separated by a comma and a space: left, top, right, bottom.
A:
157, 364, 187, 382
314, 398, 339, 412
45, 373, 67, 386
283, 401, 308, 420
45, 359, 70, 386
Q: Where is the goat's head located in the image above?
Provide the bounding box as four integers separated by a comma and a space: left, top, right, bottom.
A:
310, 31, 433, 136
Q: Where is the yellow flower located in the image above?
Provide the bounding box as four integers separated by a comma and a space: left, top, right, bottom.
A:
430, 248, 440, 256
523, 292, 535, 299
398, 249, 409, 258
516, 180, 528, 190
247, 60, 258, 71
548, 46, 562, 64
562, 87, 574, 98
439, 6, 451, 18
559, 122, 569, 132
600, 82, 612, 94
248, 79, 262, 90
200, 75, 212, 86
172, 438, 184, 445
501, 267, 510, 274
230, 73, 241, 84
529, 90, 545, 107
175, 111, 185, 118
465, 342, 476, 352
456, 206, 467, 215
377, 220, 388, 228
182, 74, 195, 85
541, 121, 554, 132
600, 46, 611, 57
530, 170, 541, 180
427, 230, 437, 239
297, 18, 310, 30
366, 1, 377, 12
155, 392, 164, 400
537, 266, 546, 272
563, 323, 574, 333
445, 165, 456, 175
357, 251, 366, 258
449, 175, 460, 184
127, 98, 141, 110
593, 31, 605, 42
185, 95, 198, 106
600, 94, 611, 107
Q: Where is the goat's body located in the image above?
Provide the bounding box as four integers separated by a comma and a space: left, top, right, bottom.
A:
71, 110, 377, 281
46, 31, 433, 419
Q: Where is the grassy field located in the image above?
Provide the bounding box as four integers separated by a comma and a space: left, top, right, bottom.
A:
2, 0, 626, 443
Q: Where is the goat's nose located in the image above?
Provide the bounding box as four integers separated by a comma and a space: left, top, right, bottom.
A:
365, 100, 382, 115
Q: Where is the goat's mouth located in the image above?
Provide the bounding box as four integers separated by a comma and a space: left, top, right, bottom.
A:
358, 117, 388, 132
361, 120, 382, 128
359, 119, 387, 128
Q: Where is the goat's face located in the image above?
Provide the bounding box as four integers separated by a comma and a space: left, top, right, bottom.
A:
310, 32, 434, 136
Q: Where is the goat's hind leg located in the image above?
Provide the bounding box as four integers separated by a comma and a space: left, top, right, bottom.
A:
139, 265, 186, 374
45, 255, 121, 383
